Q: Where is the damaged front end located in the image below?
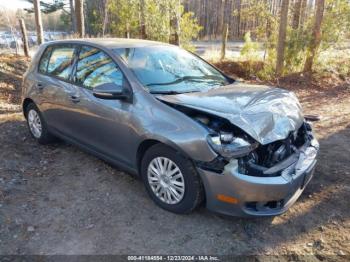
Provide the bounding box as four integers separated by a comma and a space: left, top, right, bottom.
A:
172, 105, 319, 217
192, 110, 318, 176
237, 121, 318, 178
157, 84, 319, 216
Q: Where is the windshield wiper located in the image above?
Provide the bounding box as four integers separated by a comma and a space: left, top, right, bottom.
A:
146, 75, 226, 87
150, 90, 199, 95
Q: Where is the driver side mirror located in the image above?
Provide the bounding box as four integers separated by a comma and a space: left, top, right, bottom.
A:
92, 83, 130, 101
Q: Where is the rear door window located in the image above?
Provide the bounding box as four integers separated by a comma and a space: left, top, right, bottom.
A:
75, 45, 124, 90
47, 45, 76, 80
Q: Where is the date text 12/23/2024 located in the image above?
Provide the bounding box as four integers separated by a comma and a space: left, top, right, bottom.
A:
127, 255, 220, 261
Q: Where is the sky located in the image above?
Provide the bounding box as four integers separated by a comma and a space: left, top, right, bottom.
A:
0, 0, 36, 10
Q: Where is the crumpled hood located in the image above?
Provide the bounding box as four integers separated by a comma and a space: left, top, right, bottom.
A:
158, 82, 304, 145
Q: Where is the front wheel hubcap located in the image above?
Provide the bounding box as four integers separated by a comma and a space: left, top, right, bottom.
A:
28, 109, 42, 138
147, 157, 185, 205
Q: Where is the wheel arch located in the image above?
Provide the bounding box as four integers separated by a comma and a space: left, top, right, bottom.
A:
136, 137, 194, 176
137, 138, 206, 212
22, 98, 35, 118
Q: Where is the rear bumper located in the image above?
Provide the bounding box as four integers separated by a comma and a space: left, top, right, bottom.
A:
197, 138, 319, 217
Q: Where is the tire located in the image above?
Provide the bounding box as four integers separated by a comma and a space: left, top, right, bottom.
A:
25, 103, 55, 144
141, 144, 204, 214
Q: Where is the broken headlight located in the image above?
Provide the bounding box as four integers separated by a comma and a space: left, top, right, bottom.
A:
207, 133, 258, 159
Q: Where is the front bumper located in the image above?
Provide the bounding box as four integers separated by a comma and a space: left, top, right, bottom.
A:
197, 138, 319, 217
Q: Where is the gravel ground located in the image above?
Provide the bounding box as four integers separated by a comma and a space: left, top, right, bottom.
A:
0, 55, 349, 259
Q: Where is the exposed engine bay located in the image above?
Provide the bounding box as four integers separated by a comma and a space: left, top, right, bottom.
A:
237, 122, 313, 177
166, 103, 314, 177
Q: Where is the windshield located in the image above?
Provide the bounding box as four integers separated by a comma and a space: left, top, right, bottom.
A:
113, 45, 232, 94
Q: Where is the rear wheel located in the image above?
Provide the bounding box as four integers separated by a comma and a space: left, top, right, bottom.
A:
141, 144, 204, 214
25, 103, 55, 144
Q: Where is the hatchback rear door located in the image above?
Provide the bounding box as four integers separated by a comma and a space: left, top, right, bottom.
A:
36, 44, 80, 135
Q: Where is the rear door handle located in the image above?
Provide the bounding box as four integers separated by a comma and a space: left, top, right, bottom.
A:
70, 95, 80, 103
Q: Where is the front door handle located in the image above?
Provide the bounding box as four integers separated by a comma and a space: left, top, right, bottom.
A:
37, 82, 45, 90
70, 95, 80, 103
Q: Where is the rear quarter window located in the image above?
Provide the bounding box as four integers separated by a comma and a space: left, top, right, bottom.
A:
38, 46, 52, 74
46, 45, 76, 80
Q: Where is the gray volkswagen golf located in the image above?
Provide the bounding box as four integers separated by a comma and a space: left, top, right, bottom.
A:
22, 39, 319, 217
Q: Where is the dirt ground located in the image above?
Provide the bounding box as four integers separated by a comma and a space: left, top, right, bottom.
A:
0, 55, 349, 259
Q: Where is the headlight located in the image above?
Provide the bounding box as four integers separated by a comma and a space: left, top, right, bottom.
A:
209, 132, 235, 145
207, 133, 258, 159
219, 132, 234, 143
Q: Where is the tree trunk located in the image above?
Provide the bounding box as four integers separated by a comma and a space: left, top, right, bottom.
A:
125, 22, 130, 39
275, 0, 290, 77
205, 0, 210, 40
299, 0, 307, 31
304, 0, 325, 72
19, 18, 29, 57
292, 0, 302, 29
221, 23, 229, 60
236, 0, 241, 38
139, 0, 147, 39
75, 0, 85, 38
69, 0, 77, 32
217, 0, 224, 39
102, 0, 108, 37
219, 0, 226, 37
33, 0, 44, 45
169, 1, 180, 45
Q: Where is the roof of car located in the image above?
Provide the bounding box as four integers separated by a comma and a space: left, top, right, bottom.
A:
44, 38, 171, 49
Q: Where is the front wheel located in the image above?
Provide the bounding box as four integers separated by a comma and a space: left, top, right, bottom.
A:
141, 144, 204, 214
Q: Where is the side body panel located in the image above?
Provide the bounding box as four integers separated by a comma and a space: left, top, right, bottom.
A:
64, 86, 134, 167
22, 41, 218, 174
127, 89, 218, 166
